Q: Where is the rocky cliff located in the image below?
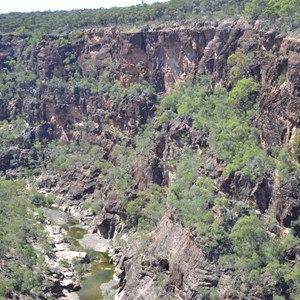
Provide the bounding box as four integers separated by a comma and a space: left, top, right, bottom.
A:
116, 215, 218, 299
1, 20, 299, 147
0, 19, 300, 299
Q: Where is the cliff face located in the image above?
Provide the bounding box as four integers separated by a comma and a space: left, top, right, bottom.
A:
0, 20, 300, 299
1, 21, 299, 145
1, 21, 299, 144
257, 37, 300, 147
117, 215, 218, 300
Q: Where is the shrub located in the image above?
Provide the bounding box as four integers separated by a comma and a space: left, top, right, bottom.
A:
126, 184, 166, 229
277, 74, 286, 85
0, 275, 13, 297
30, 192, 46, 207
82, 198, 104, 214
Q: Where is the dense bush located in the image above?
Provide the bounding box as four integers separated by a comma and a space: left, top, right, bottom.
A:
158, 73, 272, 179
127, 184, 166, 229
0, 119, 27, 149
153, 47, 300, 296
0, 180, 49, 298
219, 215, 300, 298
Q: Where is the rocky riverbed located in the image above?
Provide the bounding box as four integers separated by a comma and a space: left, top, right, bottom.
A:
42, 207, 118, 300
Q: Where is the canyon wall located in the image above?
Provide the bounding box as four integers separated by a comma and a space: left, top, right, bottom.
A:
0, 19, 299, 299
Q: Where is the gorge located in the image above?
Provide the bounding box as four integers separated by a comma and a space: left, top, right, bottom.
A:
0, 10, 300, 300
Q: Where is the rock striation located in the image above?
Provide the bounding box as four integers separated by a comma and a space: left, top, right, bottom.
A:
117, 215, 218, 299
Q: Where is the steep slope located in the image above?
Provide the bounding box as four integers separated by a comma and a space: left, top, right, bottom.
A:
0, 19, 300, 299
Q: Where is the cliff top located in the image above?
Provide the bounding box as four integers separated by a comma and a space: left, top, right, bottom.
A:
0, 0, 299, 36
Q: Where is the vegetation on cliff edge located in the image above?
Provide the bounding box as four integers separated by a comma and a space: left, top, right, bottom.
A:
0, 0, 299, 37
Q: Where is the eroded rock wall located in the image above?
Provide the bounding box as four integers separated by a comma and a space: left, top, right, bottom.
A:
117, 215, 218, 300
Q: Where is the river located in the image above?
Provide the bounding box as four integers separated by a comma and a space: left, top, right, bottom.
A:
43, 207, 117, 300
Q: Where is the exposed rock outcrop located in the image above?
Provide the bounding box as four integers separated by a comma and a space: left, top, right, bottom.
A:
117, 215, 218, 299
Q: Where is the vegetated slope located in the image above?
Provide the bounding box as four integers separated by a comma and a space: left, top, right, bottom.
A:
0, 16, 300, 300
0, 180, 57, 299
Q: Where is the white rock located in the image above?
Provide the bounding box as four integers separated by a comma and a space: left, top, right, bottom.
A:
56, 250, 87, 262
79, 233, 110, 252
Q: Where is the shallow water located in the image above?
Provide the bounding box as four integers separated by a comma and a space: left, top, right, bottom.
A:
62, 224, 87, 240
77, 252, 114, 300
43, 207, 115, 300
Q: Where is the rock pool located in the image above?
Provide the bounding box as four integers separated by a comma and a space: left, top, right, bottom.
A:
43, 207, 116, 299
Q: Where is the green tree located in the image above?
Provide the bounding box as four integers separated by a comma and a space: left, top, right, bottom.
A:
227, 49, 252, 84
230, 216, 268, 259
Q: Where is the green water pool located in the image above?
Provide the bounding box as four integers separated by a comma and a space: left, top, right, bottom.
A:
77, 252, 115, 300
43, 207, 115, 299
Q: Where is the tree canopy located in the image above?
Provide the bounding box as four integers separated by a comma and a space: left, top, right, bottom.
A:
0, 0, 299, 35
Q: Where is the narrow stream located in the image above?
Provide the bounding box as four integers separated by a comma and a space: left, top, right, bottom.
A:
43, 207, 116, 300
